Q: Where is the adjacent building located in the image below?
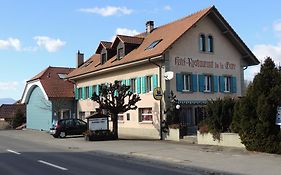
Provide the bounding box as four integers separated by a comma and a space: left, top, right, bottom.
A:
67, 6, 259, 139
21, 66, 75, 131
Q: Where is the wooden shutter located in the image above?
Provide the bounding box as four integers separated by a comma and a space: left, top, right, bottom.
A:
136, 77, 141, 94
141, 76, 146, 94
152, 74, 158, 89
192, 74, 197, 92
176, 73, 183, 92
231, 77, 237, 93
75, 87, 79, 100
213, 76, 218, 92
219, 76, 225, 92
89, 86, 93, 98
199, 74, 204, 92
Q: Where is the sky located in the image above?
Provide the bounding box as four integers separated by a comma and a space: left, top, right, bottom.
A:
0, 0, 281, 100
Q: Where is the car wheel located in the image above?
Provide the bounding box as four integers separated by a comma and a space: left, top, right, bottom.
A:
59, 132, 66, 138
53, 134, 59, 138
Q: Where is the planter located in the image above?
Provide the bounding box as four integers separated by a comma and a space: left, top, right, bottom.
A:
163, 128, 180, 141
197, 131, 245, 148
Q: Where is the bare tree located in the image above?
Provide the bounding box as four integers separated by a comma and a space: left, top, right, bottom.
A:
91, 81, 141, 139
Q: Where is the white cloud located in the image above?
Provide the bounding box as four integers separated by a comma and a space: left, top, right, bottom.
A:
0, 38, 21, 51
246, 20, 281, 81
163, 5, 172, 11
111, 28, 140, 41
0, 81, 19, 91
33, 36, 66, 52
79, 6, 133, 17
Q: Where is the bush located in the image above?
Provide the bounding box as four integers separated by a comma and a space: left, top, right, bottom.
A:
84, 130, 115, 141
10, 109, 25, 129
202, 97, 236, 140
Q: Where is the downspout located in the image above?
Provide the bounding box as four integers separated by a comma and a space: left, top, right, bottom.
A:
149, 57, 164, 140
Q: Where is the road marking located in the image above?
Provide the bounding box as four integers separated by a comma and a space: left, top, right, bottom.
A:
6, 149, 21, 155
38, 160, 68, 171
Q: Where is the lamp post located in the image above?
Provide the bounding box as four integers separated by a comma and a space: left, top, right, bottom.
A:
175, 104, 182, 138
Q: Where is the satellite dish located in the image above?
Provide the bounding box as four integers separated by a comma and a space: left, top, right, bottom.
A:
164, 71, 174, 80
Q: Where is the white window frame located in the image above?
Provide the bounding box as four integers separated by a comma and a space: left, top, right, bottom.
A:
224, 76, 231, 92
183, 74, 192, 92
204, 75, 212, 92
139, 108, 153, 122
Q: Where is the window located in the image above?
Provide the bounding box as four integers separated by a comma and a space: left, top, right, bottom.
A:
78, 88, 82, 99
101, 53, 106, 64
204, 75, 212, 92
146, 75, 152, 92
139, 108, 153, 122
126, 113, 130, 121
207, 35, 214, 52
118, 113, 124, 121
85, 86, 89, 99
117, 47, 124, 60
58, 73, 67, 79
224, 76, 231, 92
130, 78, 136, 93
199, 34, 206, 52
145, 39, 162, 50
79, 112, 86, 120
183, 74, 192, 91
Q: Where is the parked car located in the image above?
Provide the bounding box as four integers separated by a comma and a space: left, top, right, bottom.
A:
50, 118, 87, 138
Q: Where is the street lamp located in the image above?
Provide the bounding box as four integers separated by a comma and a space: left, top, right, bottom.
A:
176, 104, 181, 110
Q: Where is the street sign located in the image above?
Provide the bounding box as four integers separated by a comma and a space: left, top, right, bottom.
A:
153, 87, 163, 100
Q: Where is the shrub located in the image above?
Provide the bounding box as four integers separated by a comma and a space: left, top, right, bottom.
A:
203, 97, 236, 140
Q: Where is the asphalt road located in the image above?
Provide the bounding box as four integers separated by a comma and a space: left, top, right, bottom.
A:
0, 134, 226, 175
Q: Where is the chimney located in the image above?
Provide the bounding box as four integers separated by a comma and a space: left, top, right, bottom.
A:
146, 21, 154, 33
76, 50, 84, 68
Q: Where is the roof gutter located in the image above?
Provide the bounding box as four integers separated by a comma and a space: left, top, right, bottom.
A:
68, 55, 163, 80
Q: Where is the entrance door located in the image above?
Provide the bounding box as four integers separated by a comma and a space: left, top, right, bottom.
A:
180, 107, 193, 137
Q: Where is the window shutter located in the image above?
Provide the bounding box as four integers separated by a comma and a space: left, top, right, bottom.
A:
231, 76, 237, 93
219, 76, 225, 92
176, 73, 183, 92
192, 74, 197, 92
82, 87, 86, 100
199, 74, 204, 92
96, 84, 100, 95
136, 77, 141, 94
213, 76, 218, 92
89, 86, 93, 98
75, 87, 79, 100
126, 79, 130, 86
141, 76, 147, 94
152, 74, 158, 89
114, 90, 118, 97
122, 80, 126, 85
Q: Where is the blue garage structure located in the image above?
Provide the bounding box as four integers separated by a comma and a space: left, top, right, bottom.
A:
21, 66, 75, 131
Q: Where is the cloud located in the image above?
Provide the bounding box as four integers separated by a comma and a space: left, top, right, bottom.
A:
111, 28, 140, 41
246, 20, 281, 81
33, 36, 66, 52
0, 38, 21, 51
163, 5, 172, 11
79, 6, 133, 17
0, 81, 19, 91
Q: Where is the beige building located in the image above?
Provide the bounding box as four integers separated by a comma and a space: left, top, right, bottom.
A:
67, 6, 259, 139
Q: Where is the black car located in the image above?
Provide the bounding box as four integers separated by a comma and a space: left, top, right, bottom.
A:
50, 118, 87, 138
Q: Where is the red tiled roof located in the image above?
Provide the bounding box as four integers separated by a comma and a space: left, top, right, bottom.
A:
0, 104, 26, 119
28, 66, 75, 98
67, 6, 259, 79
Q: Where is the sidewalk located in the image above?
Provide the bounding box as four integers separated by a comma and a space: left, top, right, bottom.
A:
1, 129, 281, 175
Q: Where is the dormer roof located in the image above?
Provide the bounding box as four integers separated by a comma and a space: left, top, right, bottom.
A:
95, 41, 112, 54
111, 35, 144, 48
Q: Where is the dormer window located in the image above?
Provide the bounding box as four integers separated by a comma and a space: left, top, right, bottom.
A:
145, 39, 162, 50
117, 47, 124, 60
101, 53, 106, 64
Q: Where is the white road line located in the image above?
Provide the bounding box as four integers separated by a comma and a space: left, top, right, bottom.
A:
38, 160, 68, 171
6, 149, 21, 155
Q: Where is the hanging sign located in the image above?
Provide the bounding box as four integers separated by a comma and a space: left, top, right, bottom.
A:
153, 87, 163, 100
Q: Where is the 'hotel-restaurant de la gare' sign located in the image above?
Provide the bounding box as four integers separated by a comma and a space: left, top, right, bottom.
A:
175, 56, 236, 70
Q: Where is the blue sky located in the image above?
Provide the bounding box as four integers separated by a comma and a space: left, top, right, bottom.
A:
1, 0, 281, 100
